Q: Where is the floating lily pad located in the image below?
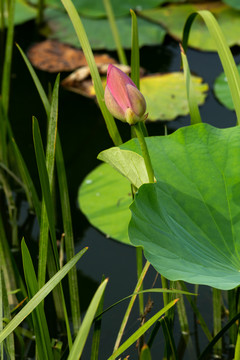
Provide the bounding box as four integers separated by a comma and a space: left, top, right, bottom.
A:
117, 123, 240, 289
78, 163, 133, 246
223, 0, 240, 10
140, 73, 208, 121
139, 2, 240, 51
43, 8, 166, 50
213, 65, 240, 110
4, 0, 36, 26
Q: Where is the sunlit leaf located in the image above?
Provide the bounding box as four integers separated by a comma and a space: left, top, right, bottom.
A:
139, 2, 240, 51
121, 123, 240, 290
141, 73, 208, 121
43, 8, 166, 50
78, 163, 132, 245
213, 65, 240, 111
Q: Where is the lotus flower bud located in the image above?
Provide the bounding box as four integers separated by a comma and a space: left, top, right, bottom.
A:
104, 64, 147, 125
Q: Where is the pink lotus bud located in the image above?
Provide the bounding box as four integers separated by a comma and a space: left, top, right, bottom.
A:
104, 64, 147, 125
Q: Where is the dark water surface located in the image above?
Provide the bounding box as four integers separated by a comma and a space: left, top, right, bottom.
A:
8, 20, 240, 359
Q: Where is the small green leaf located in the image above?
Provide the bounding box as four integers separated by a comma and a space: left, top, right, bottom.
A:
4, 0, 37, 26
78, 163, 132, 245
98, 148, 149, 188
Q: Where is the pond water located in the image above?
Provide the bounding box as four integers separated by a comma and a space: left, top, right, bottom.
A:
7, 19, 240, 359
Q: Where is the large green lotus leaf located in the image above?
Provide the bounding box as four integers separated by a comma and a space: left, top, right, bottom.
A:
223, 0, 240, 10
43, 9, 166, 50
213, 65, 240, 111
139, 2, 240, 51
98, 148, 149, 188
78, 163, 133, 245
4, 0, 36, 26
140, 73, 208, 121
120, 123, 240, 289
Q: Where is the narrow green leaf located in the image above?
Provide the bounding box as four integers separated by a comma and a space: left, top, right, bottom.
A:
0, 247, 88, 343
0, 272, 3, 359
90, 275, 106, 360
16, 44, 51, 117
1, 272, 15, 360
130, 9, 139, 89
108, 299, 179, 360
213, 289, 222, 356
103, 0, 127, 65
113, 261, 150, 352
182, 10, 240, 125
61, 0, 122, 146
38, 75, 59, 289
68, 279, 108, 360
56, 134, 81, 335
180, 45, 202, 125
22, 239, 54, 360
1, 0, 15, 117
32, 117, 58, 263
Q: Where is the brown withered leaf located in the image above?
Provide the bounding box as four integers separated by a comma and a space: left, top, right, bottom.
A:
61, 64, 132, 98
27, 40, 117, 73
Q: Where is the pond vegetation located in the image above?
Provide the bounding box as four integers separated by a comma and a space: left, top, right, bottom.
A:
1, 0, 240, 359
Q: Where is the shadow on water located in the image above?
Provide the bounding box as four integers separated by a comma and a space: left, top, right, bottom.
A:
5, 19, 240, 359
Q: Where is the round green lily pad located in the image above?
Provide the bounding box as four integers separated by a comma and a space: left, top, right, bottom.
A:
78, 163, 133, 246
140, 73, 208, 121
139, 2, 240, 51
213, 65, 240, 111
43, 8, 166, 50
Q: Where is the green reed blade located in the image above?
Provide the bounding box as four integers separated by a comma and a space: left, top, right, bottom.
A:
56, 134, 81, 335
91, 275, 106, 360
0, 247, 88, 343
213, 288, 222, 357
37, 74, 59, 290
61, 0, 122, 146
108, 299, 179, 360
103, 0, 127, 66
130, 9, 139, 89
16, 44, 50, 117
1, 271, 15, 359
182, 10, 240, 126
68, 279, 108, 360
17, 44, 82, 338
0, 272, 3, 359
22, 239, 54, 360
1, 0, 15, 118
180, 45, 202, 125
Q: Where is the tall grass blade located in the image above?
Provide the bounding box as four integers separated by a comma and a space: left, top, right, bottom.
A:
22, 239, 54, 360
114, 261, 150, 351
0, 247, 88, 343
1, 272, 15, 359
180, 45, 202, 125
38, 75, 59, 289
182, 10, 240, 125
61, 0, 122, 146
213, 288, 222, 357
17, 45, 82, 336
103, 0, 127, 65
162, 317, 178, 360
0, 271, 3, 359
67, 279, 108, 360
16, 44, 50, 117
90, 275, 106, 360
1, 0, 15, 117
56, 135, 81, 335
108, 299, 179, 360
